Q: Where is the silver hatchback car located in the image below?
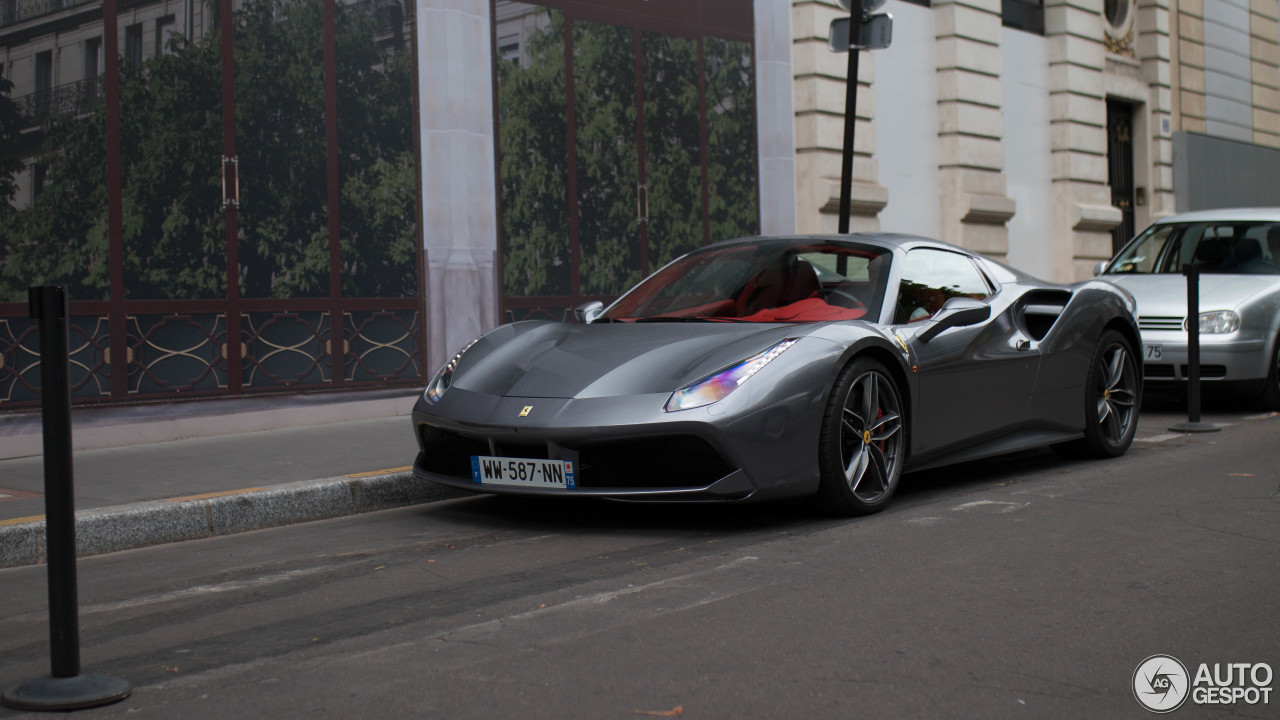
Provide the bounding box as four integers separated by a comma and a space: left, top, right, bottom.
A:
1098, 208, 1280, 409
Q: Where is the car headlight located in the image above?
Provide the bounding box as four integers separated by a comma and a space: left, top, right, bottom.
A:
665, 338, 798, 412
424, 338, 479, 403
1184, 311, 1240, 334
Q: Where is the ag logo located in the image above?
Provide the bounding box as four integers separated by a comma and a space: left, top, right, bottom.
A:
1134, 655, 1190, 713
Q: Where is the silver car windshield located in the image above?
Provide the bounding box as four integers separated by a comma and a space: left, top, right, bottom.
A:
1107, 221, 1280, 275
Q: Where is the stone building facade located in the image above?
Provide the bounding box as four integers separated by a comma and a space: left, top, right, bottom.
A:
792, 0, 1280, 282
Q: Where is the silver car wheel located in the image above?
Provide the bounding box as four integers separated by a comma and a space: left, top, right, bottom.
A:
839, 369, 903, 503
1096, 342, 1138, 445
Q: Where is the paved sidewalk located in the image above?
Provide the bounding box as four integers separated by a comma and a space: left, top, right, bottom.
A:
0, 390, 467, 568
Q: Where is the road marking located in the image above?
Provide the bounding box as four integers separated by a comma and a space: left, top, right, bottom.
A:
80, 566, 335, 615
165, 488, 265, 502
344, 466, 412, 478
906, 517, 944, 526
0, 514, 43, 527
433, 556, 762, 639
1137, 433, 1182, 443
952, 500, 1028, 513
0, 487, 43, 502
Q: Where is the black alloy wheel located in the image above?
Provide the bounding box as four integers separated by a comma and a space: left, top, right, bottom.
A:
816, 357, 906, 515
1070, 328, 1140, 457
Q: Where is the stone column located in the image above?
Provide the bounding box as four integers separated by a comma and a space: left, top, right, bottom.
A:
1046, 0, 1120, 280
1177, 0, 1208, 133
792, 0, 886, 234
1251, 0, 1280, 147
418, 0, 499, 373
1137, 0, 1177, 220
934, 0, 1016, 261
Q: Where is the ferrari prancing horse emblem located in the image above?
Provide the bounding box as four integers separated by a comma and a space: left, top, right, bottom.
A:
519, 405, 533, 417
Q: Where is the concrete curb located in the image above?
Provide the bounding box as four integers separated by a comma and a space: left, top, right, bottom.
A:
0, 471, 469, 569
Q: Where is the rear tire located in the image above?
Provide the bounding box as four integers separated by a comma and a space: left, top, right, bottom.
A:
815, 357, 906, 515
1061, 328, 1140, 458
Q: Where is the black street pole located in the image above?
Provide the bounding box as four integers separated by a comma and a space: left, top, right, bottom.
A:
838, 10, 861, 234
2, 286, 131, 712
1170, 266, 1219, 433
35, 285, 81, 678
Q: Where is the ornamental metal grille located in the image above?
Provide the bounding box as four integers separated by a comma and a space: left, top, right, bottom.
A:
0, 0, 426, 410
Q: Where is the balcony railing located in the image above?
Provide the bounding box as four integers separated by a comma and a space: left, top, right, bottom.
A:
12, 77, 102, 127
0, 0, 96, 30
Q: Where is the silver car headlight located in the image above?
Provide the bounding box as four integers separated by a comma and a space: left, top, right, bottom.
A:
425, 338, 479, 403
1184, 311, 1240, 335
665, 338, 798, 412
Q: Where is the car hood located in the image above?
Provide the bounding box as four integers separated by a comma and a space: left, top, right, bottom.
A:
1100, 274, 1279, 315
451, 321, 810, 399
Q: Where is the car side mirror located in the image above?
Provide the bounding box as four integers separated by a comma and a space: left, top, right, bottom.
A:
1093, 261, 1108, 276
916, 297, 991, 343
574, 300, 604, 324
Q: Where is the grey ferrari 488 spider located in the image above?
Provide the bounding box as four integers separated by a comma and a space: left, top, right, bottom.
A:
411, 234, 1142, 515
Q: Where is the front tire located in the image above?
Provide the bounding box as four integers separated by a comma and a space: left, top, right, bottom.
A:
815, 357, 906, 515
1067, 328, 1140, 457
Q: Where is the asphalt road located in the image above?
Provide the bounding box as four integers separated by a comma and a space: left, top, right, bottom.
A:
1, 403, 1277, 719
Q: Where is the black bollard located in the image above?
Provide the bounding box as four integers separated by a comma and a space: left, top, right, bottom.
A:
1170, 265, 1219, 434
1, 286, 130, 711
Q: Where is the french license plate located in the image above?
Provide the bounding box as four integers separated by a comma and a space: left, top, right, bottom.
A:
471, 456, 576, 490
1145, 343, 1163, 360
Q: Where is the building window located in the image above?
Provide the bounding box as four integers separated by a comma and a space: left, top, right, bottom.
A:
34, 50, 52, 118
125, 23, 143, 69
1002, 0, 1044, 35
156, 15, 177, 56
1104, 0, 1129, 28
85, 37, 102, 80
34, 50, 52, 93
498, 34, 519, 63
31, 162, 46, 204
1103, 0, 1136, 57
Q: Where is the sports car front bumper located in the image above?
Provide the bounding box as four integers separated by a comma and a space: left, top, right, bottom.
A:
409, 346, 841, 502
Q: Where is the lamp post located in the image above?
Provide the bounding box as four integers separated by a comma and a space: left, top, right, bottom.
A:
828, 0, 893, 233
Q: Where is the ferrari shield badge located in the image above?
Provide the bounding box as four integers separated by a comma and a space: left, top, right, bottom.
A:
519, 405, 533, 418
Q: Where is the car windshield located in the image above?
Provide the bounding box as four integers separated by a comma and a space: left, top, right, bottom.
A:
1106, 221, 1280, 275
601, 242, 892, 323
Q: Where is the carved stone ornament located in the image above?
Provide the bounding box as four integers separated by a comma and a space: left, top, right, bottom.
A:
1103, 0, 1136, 58
1105, 26, 1135, 58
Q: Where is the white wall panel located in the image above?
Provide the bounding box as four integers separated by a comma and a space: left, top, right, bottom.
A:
1001, 28, 1054, 279
1203, 0, 1254, 139
874, 1, 940, 240
755, 0, 798, 235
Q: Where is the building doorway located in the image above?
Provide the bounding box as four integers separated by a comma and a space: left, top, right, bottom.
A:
1107, 99, 1136, 253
